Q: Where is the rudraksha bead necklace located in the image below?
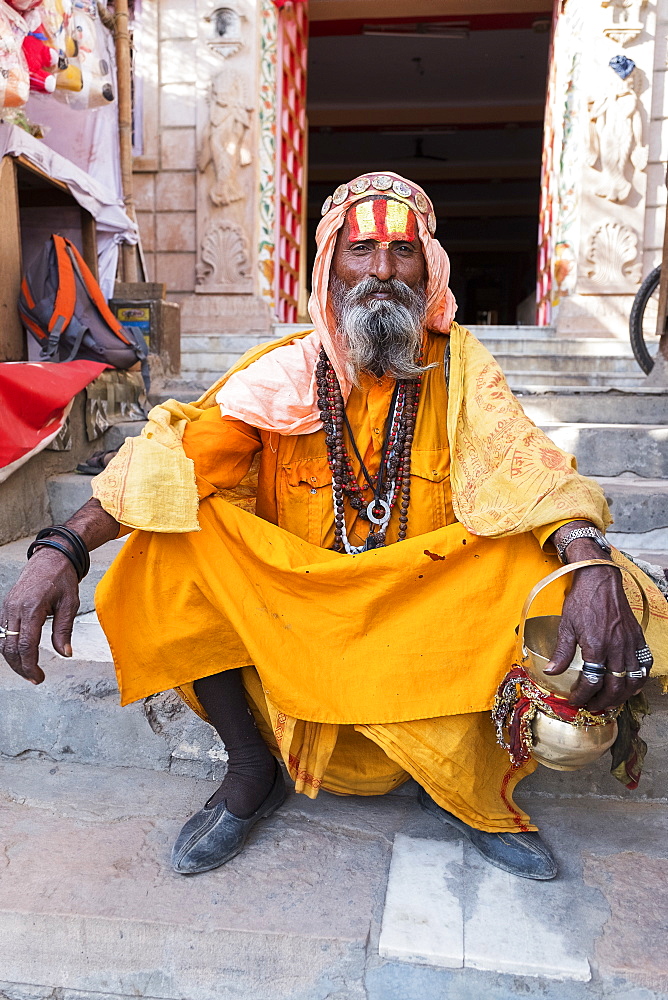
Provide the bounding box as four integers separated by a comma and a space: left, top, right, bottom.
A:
316, 348, 422, 554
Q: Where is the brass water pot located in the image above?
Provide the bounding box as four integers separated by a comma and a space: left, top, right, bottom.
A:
531, 712, 618, 771
518, 558, 650, 771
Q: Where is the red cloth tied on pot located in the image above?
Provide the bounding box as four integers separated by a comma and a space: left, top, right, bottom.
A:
492, 665, 644, 790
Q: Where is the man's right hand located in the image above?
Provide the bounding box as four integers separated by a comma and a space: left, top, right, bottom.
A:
0, 547, 80, 684
0, 498, 120, 685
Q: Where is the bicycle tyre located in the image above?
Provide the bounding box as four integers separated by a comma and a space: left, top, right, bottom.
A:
629, 264, 661, 374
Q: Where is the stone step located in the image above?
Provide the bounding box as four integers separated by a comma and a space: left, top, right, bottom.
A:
0, 612, 225, 779
517, 386, 668, 425
187, 331, 638, 361
505, 369, 645, 388
180, 360, 647, 390
271, 323, 561, 341
609, 527, 668, 555
167, 381, 666, 427
0, 537, 126, 613
596, 475, 668, 535
98, 418, 146, 452
498, 355, 640, 375
2, 612, 666, 802
46, 472, 93, 525
0, 756, 667, 999
181, 334, 280, 355
181, 357, 645, 384
180, 355, 263, 379
541, 423, 668, 478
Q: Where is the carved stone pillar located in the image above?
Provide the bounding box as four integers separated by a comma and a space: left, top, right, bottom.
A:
543, 0, 655, 337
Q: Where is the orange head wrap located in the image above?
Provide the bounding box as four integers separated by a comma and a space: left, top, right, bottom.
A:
217, 171, 457, 435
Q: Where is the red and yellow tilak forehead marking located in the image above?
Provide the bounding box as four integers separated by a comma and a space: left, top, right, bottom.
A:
348, 199, 417, 244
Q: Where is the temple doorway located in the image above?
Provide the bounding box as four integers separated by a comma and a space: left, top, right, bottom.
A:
304, 1, 553, 326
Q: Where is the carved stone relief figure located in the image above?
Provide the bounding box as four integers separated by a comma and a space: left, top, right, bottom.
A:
198, 67, 253, 207
196, 47, 255, 293
587, 56, 647, 203
600, 0, 647, 46
584, 221, 641, 290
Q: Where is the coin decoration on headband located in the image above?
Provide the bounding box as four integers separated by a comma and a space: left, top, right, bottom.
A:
319, 174, 436, 238
392, 179, 411, 198
350, 177, 371, 194
332, 184, 349, 205
415, 191, 429, 214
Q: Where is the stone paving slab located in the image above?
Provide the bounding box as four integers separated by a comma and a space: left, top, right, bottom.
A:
379, 835, 464, 968
0, 758, 410, 1000
0, 759, 667, 1000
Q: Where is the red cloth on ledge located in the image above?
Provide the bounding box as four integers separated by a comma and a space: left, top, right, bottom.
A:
0, 360, 108, 482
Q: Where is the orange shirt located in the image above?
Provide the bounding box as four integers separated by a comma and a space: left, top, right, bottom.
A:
183, 331, 455, 550
182, 330, 566, 551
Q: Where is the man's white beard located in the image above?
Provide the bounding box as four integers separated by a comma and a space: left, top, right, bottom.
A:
330, 275, 431, 384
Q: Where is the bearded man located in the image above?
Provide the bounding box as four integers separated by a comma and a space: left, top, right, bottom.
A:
2, 172, 667, 883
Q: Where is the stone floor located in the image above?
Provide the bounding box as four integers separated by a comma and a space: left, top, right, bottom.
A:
0, 755, 667, 1000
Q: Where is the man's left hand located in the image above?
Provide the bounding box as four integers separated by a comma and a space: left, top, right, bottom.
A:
543, 529, 650, 712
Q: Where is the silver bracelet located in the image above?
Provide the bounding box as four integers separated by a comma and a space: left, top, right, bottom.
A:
555, 526, 611, 563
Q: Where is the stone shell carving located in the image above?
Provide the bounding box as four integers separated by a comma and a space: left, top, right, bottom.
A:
196, 221, 252, 290
584, 221, 641, 290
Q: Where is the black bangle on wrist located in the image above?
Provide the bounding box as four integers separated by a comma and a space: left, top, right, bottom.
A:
27, 526, 90, 582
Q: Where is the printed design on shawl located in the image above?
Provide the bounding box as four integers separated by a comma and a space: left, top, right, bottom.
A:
449, 329, 611, 536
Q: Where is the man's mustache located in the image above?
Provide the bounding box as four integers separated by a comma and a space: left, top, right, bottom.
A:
342, 277, 417, 308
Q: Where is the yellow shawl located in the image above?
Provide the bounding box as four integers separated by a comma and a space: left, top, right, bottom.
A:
93, 324, 668, 714
93, 322, 611, 537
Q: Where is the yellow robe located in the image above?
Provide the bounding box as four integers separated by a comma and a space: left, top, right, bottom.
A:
93, 325, 668, 831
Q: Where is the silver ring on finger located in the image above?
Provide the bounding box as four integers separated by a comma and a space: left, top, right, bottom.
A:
627, 668, 646, 680
583, 670, 605, 684
635, 644, 653, 666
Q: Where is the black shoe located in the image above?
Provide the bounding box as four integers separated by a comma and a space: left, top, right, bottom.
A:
172, 760, 287, 874
417, 787, 557, 881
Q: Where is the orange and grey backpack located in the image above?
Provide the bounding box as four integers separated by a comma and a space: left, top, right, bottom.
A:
19, 234, 150, 390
